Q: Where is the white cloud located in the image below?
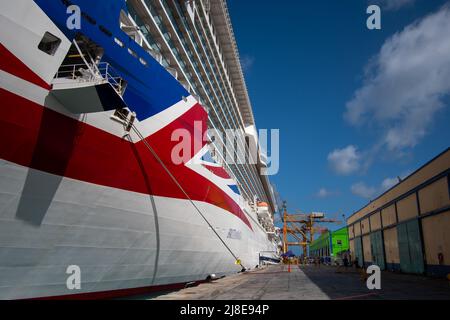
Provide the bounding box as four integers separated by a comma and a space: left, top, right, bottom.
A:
381, 170, 412, 190
316, 188, 337, 198
345, 5, 450, 150
351, 182, 377, 199
328, 145, 361, 175
353, 171, 411, 199
373, 0, 416, 11
317, 188, 329, 198
381, 177, 399, 190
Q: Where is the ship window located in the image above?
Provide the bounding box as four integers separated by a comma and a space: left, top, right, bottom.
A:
99, 25, 113, 37
38, 32, 62, 56
114, 38, 124, 48
82, 12, 96, 25
139, 57, 148, 67
128, 48, 138, 58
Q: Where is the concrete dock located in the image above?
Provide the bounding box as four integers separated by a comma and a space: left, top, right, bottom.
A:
150, 265, 450, 300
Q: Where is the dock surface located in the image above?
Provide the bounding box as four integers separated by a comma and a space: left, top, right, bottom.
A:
150, 265, 450, 300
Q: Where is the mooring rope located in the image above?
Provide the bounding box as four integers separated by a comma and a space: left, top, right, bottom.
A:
126, 120, 246, 271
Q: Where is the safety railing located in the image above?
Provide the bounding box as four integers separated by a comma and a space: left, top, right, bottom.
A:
54, 62, 126, 95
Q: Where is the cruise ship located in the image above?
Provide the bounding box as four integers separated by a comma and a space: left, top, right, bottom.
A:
0, 0, 279, 299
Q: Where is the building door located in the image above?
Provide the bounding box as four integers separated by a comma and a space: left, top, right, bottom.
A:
354, 236, 364, 267
398, 220, 424, 274
370, 230, 385, 270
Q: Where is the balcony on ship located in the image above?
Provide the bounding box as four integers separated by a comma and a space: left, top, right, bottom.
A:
256, 201, 271, 220
50, 36, 128, 114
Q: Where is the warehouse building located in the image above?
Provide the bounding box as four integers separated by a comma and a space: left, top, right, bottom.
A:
347, 148, 450, 277
309, 227, 349, 263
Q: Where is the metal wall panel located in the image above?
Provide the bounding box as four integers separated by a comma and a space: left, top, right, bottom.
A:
381, 205, 397, 227
370, 230, 385, 270
384, 227, 400, 267
362, 235, 371, 266
398, 220, 424, 274
418, 177, 450, 214
361, 218, 370, 235
397, 193, 419, 222
422, 210, 450, 265
354, 222, 361, 237
354, 236, 364, 267
349, 225, 354, 238
398, 223, 411, 272
369, 211, 382, 231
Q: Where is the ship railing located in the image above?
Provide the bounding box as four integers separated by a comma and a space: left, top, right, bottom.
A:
54, 62, 126, 96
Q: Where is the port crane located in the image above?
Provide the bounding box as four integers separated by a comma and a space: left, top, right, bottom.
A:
281, 202, 341, 258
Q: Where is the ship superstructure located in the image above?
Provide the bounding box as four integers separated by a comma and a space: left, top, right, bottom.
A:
121, 0, 277, 213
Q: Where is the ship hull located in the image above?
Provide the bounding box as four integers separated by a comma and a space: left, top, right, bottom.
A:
0, 0, 277, 300
0, 159, 269, 300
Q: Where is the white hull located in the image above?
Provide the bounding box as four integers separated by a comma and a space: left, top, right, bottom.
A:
0, 159, 274, 300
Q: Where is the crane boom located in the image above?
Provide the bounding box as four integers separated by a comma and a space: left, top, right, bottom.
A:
282, 203, 341, 258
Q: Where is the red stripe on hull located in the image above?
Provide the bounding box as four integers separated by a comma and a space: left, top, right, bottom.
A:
203, 165, 231, 179
0, 44, 52, 90
0, 88, 251, 229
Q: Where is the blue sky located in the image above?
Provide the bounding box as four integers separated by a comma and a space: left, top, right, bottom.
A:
227, 0, 450, 230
